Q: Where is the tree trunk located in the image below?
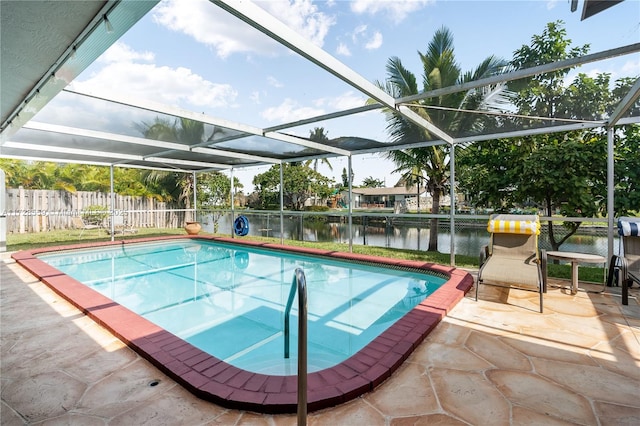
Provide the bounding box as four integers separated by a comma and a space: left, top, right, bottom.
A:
428, 189, 440, 251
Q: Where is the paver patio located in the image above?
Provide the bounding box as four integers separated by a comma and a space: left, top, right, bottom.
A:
2, 251, 639, 425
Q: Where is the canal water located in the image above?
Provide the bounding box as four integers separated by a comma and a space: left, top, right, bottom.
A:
203, 213, 617, 258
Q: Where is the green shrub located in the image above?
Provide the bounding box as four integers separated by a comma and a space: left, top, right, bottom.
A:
304, 205, 330, 212
82, 205, 109, 225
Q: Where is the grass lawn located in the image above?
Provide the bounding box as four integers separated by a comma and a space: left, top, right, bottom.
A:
5, 228, 606, 283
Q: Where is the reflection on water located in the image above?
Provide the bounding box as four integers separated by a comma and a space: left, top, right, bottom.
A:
204, 214, 618, 258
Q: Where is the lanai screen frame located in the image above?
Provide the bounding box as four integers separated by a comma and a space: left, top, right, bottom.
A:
1, 0, 639, 263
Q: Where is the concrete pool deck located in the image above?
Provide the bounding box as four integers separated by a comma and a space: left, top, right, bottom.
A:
2, 250, 640, 425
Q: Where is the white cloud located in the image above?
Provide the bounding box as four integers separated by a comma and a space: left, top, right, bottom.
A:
314, 91, 367, 110
153, 0, 278, 59
352, 24, 368, 43
75, 61, 237, 109
336, 42, 351, 57
365, 31, 383, 50
267, 76, 284, 88
260, 0, 336, 47
351, 0, 434, 23
261, 98, 325, 122
98, 42, 155, 64
153, 0, 335, 58
546, 0, 560, 11
621, 57, 640, 76
250, 91, 262, 104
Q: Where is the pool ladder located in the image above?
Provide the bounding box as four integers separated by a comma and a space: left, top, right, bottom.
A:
284, 268, 308, 426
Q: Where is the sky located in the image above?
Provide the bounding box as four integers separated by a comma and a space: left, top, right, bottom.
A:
48, 0, 640, 191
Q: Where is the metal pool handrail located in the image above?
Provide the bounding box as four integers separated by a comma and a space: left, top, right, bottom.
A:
284, 267, 308, 426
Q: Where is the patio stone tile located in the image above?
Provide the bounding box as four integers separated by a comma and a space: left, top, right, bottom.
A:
486, 369, 597, 425
419, 320, 471, 346
109, 387, 229, 425
0, 371, 86, 423
363, 362, 439, 417
611, 329, 640, 355
62, 340, 137, 383
0, 400, 24, 426
389, 413, 469, 425
77, 359, 172, 412
236, 411, 295, 425
409, 340, 492, 371
497, 334, 598, 366
430, 367, 510, 426
308, 398, 386, 425
531, 357, 640, 408
592, 401, 640, 426
589, 341, 640, 380
511, 406, 579, 425
464, 330, 533, 371
23, 412, 106, 425
517, 325, 603, 349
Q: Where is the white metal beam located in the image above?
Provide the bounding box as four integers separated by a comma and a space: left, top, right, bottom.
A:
264, 131, 350, 156
608, 76, 640, 126
264, 104, 384, 133
210, 0, 454, 145
399, 43, 640, 104
25, 121, 279, 165
3, 141, 231, 170
2, 141, 142, 161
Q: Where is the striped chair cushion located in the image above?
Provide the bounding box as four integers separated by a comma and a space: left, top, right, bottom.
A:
487, 218, 540, 235
618, 217, 640, 236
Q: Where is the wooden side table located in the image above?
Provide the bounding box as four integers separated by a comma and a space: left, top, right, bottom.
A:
546, 251, 607, 294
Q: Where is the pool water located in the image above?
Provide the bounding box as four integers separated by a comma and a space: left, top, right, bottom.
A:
39, 239, 446, 375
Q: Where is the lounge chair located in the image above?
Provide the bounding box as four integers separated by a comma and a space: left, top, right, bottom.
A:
476, 214, 546, 313
107, 215, 138, 235
70, 217, 100, 237
607, 217, 640, 305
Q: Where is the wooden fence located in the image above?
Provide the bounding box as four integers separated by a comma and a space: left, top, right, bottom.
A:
4, 188, 186, 233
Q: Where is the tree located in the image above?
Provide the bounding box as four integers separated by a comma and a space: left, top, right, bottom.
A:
0, 159, 156, 197
137, 117, 211, 221
376, 26, 507, 251
252, 163, 334, 210
305, 127, 333, 173
362, 176, 384, 188
197, 172, 242, 208
458, 21, 638, 250
614, 124, 640, 215
340, 167, 353, 189
304, 127, 333, 205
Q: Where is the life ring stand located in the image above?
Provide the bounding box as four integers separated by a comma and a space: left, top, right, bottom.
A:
234, 215, 249, 236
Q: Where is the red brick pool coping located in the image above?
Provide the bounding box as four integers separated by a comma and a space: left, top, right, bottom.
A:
12, 236, 474, 414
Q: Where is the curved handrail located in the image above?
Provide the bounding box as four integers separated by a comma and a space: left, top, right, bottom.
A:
284, 267, 308, 425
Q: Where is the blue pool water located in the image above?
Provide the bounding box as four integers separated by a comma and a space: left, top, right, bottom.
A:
39, 239, 446, 374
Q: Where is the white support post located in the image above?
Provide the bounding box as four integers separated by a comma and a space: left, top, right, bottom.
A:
280, 164, 284, 245
607, 127, 614, 265
449, 144, 456, 266
230, 168, 235, 238
110, 165, 115, 241
0, 169, 6, 252
193, 171, 197, 223
348, 155, 353, 253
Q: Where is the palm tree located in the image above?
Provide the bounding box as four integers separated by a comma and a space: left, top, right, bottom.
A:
305, 127, 333, 205
377, 27, 506, 251
137, 117, 208, 221
304, 127, 333, 172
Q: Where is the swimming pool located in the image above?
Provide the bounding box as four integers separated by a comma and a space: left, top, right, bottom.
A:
37, 238, 447, 375
13, 236, 473, 413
